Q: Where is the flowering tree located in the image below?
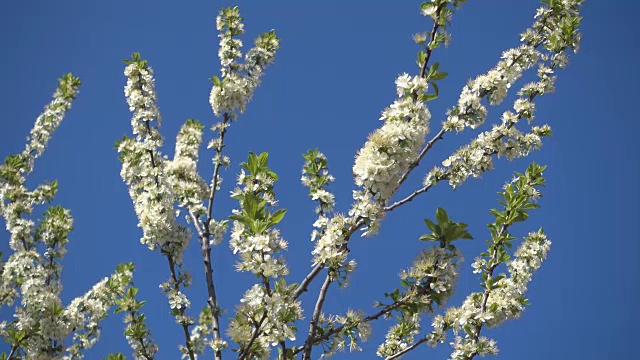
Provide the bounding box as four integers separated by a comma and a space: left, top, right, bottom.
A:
0, 0, 583, 359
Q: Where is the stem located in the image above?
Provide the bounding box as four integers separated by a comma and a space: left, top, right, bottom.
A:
396, 128, 446, 190
189, 212, 223, 360
205, 113, 229, 225
7, 344, 18, 360
237, 274, 272, 360
384, 179, 442, 212
293, 264, 324, 300
238, 312, 268, 360
166, 254, 196, 360
460, 222, 509, 360
301, 272, 332, 360
128, 308, 154, 360
135, 72, 195, 360
292, 298, 407, 356
386, 338, 429, 360
419, 5, 443, 79
191, 112, 229, 360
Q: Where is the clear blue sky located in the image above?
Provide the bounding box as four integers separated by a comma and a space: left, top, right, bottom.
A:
1, 1, 638, 359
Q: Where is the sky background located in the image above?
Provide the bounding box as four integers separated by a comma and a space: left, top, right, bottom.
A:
1, 1, 638, 359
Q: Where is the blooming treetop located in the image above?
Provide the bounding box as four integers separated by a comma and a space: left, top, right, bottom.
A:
0, 0, 583, 359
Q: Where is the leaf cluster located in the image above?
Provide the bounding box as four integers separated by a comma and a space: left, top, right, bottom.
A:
420, 207, 473, 250
230, 152, 286, 235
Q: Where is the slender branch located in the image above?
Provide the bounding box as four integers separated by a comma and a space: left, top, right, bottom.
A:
460, 222, 509, 360
137, 75, 196, 360
386, 337, 429, 360
127, 308, 154, 360
292, 298, 407, 356
384, 179, 441, 212
7, 344, 18, 360
396, 127, 446, 190
293, 263, 324, 300
419, 6, 443, 79
205, 113, 229, 225
187, 210, 224, 360
301, 272, 332, 360
166, 254, 196, 360
187, 112, 230, 360
238, 311, 268, 360
293, 5, 446, 307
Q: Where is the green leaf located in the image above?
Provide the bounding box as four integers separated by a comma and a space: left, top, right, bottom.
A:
430, 71, 448, 81
435, 207, 449, 225
419, 234, 438, 242
431, 81, 439, 97
269, 209, 287, 226
229, 214, 252, 227
424, 218, 437, 232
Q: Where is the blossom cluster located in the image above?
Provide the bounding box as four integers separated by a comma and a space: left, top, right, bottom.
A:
427, 52, 562, 190
22, 74, 82, 173
189, 307, 228, 358
119, 55, 191, 258
228, 281, 302, 358
377, 242, 461, 357
376, 314, 421, 358
210, 7, 280, 117
316, 309, 372, 356
119, 54, 198, 356
63, 265, 133, 359
353, 74, 431, 202
230, 223, 289, 278
485, 230, 550, 327
446, 231, 550, 359
301, 149, 336, 215
228, 153, 289, 279
352, 74, 431, 236
301, 149, 337, 245
166, 119, 210, 217
311, 215, 350, 267
443, 0, 582, 134
443, 45, 540, 132
429, 122, 551, 189
1, 74, 133, 359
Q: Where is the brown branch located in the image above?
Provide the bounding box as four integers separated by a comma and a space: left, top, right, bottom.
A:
238, 311, 268, 360
136, 72, 195, 360
384, 180, 440, 212
386, 337, 429, 360
291, 298, 407, 357
166, 254, 196, 360
186, 112, 230, 360
301, 272, 332, 360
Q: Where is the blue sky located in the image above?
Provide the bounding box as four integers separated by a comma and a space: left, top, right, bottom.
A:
1, 1, 638, 359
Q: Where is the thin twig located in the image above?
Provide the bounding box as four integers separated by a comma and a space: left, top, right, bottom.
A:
291, 298, 407, 356
385, 180, 439, 212
385, 337, 429, 360
193, 112, 230, 360
138, 77, 195, 360
238, 312, 268, 360
166, 254, 196, 360
293, 264, 323, 300
461, 222, 509, 360
301, 272, 332, 360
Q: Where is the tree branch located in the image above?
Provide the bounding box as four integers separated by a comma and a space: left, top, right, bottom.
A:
301, 272, 332, 360
166, 254, 196, 360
